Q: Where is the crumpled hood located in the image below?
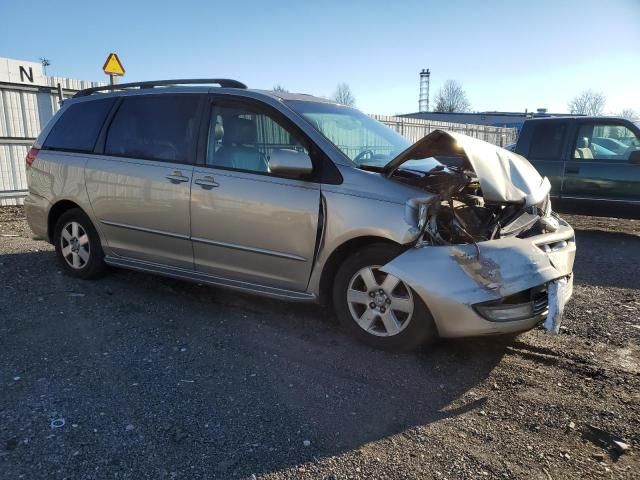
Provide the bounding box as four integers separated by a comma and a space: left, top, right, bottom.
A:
383, 130, 550, 206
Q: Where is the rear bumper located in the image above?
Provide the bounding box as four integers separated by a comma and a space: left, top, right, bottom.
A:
381, 219, 575, 338
24, 193, 49, 241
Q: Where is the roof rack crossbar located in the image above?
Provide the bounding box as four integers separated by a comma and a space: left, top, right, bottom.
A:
73, 78, 247, 98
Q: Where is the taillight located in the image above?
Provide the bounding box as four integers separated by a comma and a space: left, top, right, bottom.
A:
26, 147, 39, 167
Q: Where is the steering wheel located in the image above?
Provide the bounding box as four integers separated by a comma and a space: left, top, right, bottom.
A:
353, 149, 375, 164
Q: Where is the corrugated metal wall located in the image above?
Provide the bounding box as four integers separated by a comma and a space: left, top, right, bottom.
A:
0, 85, 79, 206
0, 141, 31, 206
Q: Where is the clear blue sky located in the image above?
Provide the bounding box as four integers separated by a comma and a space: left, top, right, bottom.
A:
2, 0, 639, 115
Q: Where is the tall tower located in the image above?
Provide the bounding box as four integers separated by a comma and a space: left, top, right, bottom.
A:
418, 68, 430, 113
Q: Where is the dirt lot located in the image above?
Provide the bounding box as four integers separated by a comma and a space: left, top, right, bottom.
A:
1, 206, 638, 479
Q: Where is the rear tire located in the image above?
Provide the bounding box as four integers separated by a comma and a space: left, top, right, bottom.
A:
53, 208, 106, 279
332, 244, 438, 351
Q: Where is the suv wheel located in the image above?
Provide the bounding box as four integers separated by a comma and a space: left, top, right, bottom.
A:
332, 244, 438, 351
54, 208, 106, 279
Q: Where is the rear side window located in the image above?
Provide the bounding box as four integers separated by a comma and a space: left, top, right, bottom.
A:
528, 123, 566, 160
105, 95, 200, 163
43, 98, 115, 152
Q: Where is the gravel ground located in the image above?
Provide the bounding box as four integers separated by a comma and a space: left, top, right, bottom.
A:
0, 206, 638, 479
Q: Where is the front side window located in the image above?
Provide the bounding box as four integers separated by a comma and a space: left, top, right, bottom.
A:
105, 95, 200, 163
528, 123, 566, 160
573, 123, 640, 161
43, 98, 116, 152
206, 104, 309, 174
286, 100, 410, 167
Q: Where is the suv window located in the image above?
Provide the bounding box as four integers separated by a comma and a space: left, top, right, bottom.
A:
573, 123, 640, 161
206, 103, 309, 174
528, 122, 566, 160
43, 98, 116, 152
105, 95, 200, 163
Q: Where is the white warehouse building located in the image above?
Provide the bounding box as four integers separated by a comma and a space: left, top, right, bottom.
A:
0, 57, 104, 205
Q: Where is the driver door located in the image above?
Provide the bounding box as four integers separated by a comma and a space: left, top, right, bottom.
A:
562, 120, 640, 204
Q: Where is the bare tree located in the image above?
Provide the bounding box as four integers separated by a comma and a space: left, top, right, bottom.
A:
567, 90, 606, 116
433, 80, 471, 113
272, 84, 289, 93
618, 108, 639, 123
333, 83, 356, 107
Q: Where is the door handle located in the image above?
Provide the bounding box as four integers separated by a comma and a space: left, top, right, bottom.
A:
165, 171, 190, 184
194, 176, 220, 189
565, 167, 580, 174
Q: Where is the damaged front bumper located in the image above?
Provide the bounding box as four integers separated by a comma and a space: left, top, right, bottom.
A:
381, 218, 576, 338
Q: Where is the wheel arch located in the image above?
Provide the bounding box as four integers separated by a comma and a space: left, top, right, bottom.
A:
318, 236, 405, 306
47, 200, 84, 243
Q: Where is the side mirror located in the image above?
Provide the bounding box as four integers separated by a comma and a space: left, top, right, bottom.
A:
629, 150, 640, 165
268, 149, 313, 178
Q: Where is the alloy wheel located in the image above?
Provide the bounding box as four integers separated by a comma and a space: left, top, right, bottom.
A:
60, 221, 90, 269
347, 265, 414, 337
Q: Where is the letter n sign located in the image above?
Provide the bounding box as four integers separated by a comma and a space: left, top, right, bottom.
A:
19, 66, 34, 83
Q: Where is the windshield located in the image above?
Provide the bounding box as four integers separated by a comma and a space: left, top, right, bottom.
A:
286, 100, 411, 167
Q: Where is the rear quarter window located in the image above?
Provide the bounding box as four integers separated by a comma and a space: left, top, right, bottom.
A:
104, 95, 201, 164
43, 98, 116, 152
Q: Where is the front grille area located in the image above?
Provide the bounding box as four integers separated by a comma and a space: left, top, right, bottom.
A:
537, 239, 571, 253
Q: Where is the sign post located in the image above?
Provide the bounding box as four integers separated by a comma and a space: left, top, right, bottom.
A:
102, 53, 125, 85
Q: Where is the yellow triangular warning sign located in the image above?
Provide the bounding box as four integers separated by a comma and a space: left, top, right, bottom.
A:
103, 53, 125, 76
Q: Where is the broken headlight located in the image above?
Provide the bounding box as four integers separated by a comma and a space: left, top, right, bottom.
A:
418, 203, 429, 231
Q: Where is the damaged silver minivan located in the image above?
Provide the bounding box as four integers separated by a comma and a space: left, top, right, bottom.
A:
24, 80, 575, 351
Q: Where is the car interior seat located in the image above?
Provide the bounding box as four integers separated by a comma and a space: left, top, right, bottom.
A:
216, 117, 268, 172
207, 115, 227, 165
574, 137, 593, 159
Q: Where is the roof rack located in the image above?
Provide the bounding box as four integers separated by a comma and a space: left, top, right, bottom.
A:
73, 78, 247, 98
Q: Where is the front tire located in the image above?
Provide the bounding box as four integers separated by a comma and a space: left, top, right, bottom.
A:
332, 244, 438, 351
54, 208, 106, 279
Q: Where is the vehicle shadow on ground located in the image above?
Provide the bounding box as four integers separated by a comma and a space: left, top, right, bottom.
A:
1, 250, 507, 479
116, 268, 508, 477
572, 228, 640, 290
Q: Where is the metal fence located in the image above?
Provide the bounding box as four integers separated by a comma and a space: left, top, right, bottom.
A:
372, 114, 519, 146
0, 82, 81, 206
0, 140, 32, 205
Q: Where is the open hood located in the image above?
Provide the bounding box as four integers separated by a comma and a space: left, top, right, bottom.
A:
383, 130, 550, 206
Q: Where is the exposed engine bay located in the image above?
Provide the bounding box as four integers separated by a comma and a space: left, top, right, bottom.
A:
382, 130, 559, 246
394, 163, 553, 245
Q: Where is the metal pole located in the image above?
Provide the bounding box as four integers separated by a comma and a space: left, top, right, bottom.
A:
0, 189, 28, 199
57, 83, 64, 106
110, 74, 117, 86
